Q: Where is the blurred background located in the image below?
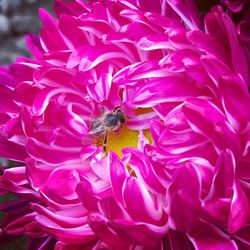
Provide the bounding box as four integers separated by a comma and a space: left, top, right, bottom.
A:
0, 0, 53, 66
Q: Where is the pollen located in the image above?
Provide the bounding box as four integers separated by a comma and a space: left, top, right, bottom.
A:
106, 126, 152, 157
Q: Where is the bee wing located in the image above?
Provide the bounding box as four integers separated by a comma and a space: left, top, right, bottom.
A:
89, 119, 106, 136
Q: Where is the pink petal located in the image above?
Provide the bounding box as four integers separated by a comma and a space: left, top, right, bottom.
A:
123, 177, 163, 223
0, 140, 27, 162
31, 203, 87, 227
222, 13, 248, 83
35, 215, 95, 244
26, 138, 82, 165
188, 222, 238, 250
228, 182, 250, 233
122, 149, 165, 194
76, 179, 99, 211
109, 151, 129, 204
98, 196, 130, 221
39, 8, 70, 51
25, 34, 44, 60
168, 164, 201, 232
59, 14, 89, 49
166, 0, 202, 30
127, 76, 201, 107
219, 75, 250, 132
183, 98, 241, 155
109, 219, 168, 247
88, 213, 130, 248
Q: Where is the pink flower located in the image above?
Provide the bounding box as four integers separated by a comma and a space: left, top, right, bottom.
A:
0, 0, 250, 249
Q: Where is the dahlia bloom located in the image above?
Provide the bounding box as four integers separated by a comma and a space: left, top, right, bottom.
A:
0, 0, 250, 249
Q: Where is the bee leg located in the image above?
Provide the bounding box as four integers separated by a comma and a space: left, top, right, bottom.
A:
114, 128, 120, 135
103, 132, 108, 153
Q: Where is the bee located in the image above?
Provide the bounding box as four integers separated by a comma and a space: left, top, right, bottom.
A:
89, 107, 126, 152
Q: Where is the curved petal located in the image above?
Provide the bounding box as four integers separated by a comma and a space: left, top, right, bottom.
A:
123, 177, 163, 223
35, 215, 95, 244
183, 98, 241, 155
109, 151, 129, 204
188, 222, 238, 250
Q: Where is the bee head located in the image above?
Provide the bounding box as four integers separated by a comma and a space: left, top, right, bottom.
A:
114, 108, 126, 124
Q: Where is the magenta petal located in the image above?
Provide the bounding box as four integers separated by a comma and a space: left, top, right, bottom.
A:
167, 0, 202, 30
0, 178, 37, 197
35, 215, 95, 244
1, 167, 26, 185
98, 196, 130, 221
168, 229, 193, 250
207, 150, 235, 198
76, 179, 99, 211
109, 220, 168, 247
40, 168, 80, 203
204, 10, 229, 50
31, 203, 86, 228
126, 112, 157, 130
0, 67, 17, 88
235, 225, 250, 246
238, 21, 250, 42
9, 62, 38, 82
78, 18, 113, 39
109, 152, 129, 204
188, 222, 238, 250
221, 0, 245, 12
202, 198, 231, 223
137, 34, 173, 51
187, 30, 229, 64
123, 149, 165, 194
25, 34, 44, 60
27, 237, 56, 250
58, 104, 88, 136
0, 140, 27, 162
59, 15, 89, 48
136, 0, 162, 13
26, 138, 81, 165
222, 13, 248, 83
67, 45, 133, 71
54, 0, 89, 18
219, 75, 250, 132
123, 177, 162, 223
113, 60, 162, 85
86, 64, 114, 102
32, 88, 78, 116
202, 150, 236, 222
168, 164, 201, 232
201, 55, 231, 87
183, 98, 240, 154
129, 76, 201, 107
78, 46, 132, 71
33, 68, 74, 88
88, 213, 129, 248
4, 212, 37, 235
39, 8, 69, 51
228, 182, 250, 233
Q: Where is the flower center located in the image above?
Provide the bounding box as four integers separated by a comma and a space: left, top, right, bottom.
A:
106, 126, 152, 157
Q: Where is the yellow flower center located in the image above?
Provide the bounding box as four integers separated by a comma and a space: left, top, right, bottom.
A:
106, 126, 152, 157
